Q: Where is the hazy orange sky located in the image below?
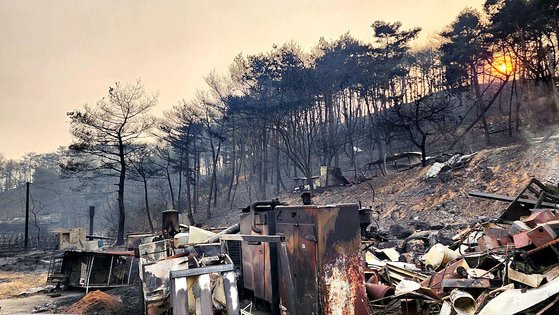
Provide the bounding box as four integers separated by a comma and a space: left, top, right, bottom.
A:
0, 0, 484, 159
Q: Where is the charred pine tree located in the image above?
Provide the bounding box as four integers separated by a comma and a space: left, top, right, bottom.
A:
64, 81, 156, 245
384, 92, 459, 166
159, 101, 203, 224
128, 144, 161, 233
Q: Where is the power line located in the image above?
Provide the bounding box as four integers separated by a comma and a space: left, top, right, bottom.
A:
29, 183, 118, 196
3, 181, 152, 201
0, 185, 25, 204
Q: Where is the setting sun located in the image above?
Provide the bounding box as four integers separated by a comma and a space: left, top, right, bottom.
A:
493, 54, 515, 76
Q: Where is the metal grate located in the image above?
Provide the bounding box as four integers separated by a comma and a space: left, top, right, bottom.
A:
226, 240, 243, 291
0, 233, 58, 252
46, 255, 66, 286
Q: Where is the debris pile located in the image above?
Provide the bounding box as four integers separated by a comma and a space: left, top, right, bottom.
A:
29, 293, 83, 314
425, 153, 475, 180
17, 176, 558, 314
363, 177, 559, 314
137, 210, 241, 314
65, 290, 123, 315
0, 249, 57, 273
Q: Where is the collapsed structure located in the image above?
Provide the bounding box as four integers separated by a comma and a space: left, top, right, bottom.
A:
46, 176, 559, 314
364, 178, 559, 314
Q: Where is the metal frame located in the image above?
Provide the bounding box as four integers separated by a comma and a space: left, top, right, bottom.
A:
61, 251, 135, 292
169, 256, 240, 315
218, 234, 285, 243
469, 192, 559, 208
170, 263, 235, 278
471, 178, 559, 221
85, 255, 94, 293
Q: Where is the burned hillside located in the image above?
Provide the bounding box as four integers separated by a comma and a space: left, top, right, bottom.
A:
1, 0, 559, 314
286, 137, 559, 231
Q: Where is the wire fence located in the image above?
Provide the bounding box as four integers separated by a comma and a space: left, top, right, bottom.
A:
0, 232, 58, 252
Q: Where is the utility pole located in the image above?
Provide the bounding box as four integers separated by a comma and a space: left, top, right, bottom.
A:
24, 182, 30, 249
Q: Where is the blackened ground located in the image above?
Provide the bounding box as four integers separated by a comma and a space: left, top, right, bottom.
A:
107, 284, 144, 315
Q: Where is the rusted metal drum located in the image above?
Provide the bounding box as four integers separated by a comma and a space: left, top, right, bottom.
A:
365, 283, 395, 300
162, 209, 179, 238
359, 208, 375, 226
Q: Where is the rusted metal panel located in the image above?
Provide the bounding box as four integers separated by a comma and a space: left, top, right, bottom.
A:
497, 236, 514, 246
485, 226, 509, 239
240, 212, 272, 302
477, 236, 500, 251
421, 259, 468, 297
508, 221, 530, 236
276, 207, 317, 314
317, 205, 370, 315
240, 213, 254, 292
527, 224, 557, 247
275, 204, 370, 315
296, 223, 319, 312
524, 210, 559, 228
513, 230, 533, 248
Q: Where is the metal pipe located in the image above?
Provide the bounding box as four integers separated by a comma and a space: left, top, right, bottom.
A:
127, 257, 134, 285
205, 223, 240, 244
450, 289, 476, 315
86, 255, 94, 294
250, 200, 283, 233
89, 206, 95, 236
301, 192, 311, 205
107, 256, 114, 285
365, 283, 395, 300
24, 182, 29, 249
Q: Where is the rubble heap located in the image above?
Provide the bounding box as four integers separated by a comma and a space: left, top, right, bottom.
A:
65, 290, 123, 315
363, 177, 559, 314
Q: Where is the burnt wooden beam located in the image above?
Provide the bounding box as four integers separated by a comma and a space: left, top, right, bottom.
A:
468, 192, 558, 208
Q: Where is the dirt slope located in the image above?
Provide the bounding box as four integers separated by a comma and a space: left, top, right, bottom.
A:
283, 138, 559, 229
197, 137, 558, 230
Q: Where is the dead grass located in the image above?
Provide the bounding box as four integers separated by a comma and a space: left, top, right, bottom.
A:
0, 271, 47, 299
